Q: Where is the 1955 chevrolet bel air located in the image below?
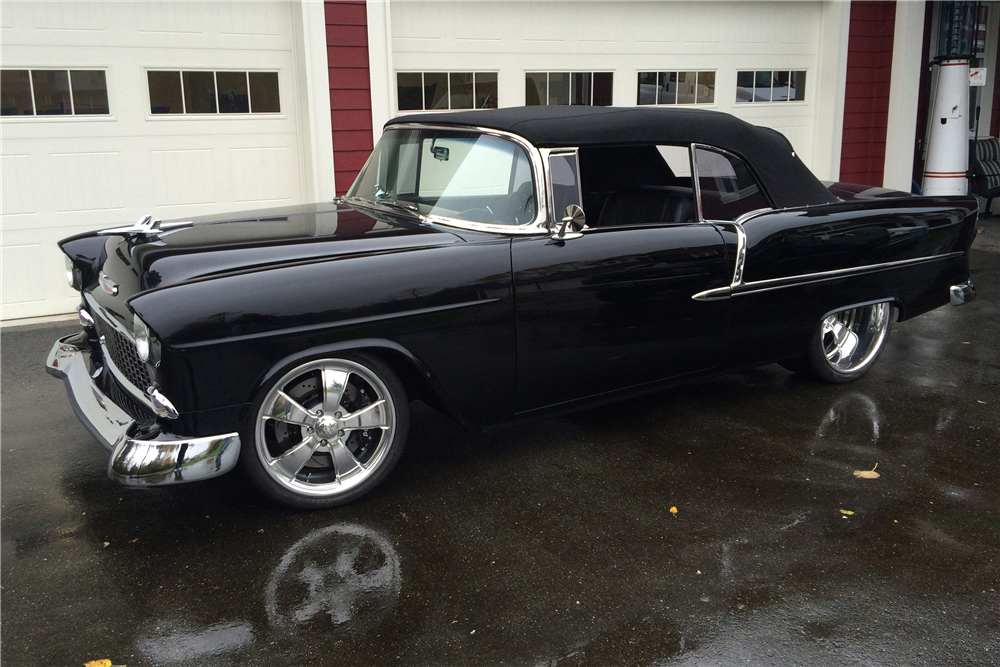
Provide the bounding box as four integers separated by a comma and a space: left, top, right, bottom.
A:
47, 106, 978, 509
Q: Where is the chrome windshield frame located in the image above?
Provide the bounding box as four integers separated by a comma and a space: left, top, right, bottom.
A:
355, 123, 552, 236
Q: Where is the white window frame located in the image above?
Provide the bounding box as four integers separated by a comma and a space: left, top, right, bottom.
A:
0, 67, 114, 121
144, 69, 283, 119
524, 71, 614, 106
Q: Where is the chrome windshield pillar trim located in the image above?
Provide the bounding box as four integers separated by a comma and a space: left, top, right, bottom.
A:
375, 123, 551, 235
46, 336, 241, 486
949, 280, 975, 305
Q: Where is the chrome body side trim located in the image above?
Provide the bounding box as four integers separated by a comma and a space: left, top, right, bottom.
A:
46, 335, 240, 486
691, 252, 966, 301
949, 280, 976, 305
372, 123, 551, 236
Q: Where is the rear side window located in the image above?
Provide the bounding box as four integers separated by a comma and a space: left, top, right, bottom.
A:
693, 146, 770, 221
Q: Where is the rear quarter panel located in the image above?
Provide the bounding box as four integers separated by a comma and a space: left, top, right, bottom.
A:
722, 195, 977, 368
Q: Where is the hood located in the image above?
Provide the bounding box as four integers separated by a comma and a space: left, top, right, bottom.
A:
98, 202, 466, 297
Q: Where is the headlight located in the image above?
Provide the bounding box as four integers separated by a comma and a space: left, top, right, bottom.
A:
64, 256, 82, 291
134, 316, 152, 363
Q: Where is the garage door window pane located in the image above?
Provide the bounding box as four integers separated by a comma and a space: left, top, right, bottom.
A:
571, 72, 591, 105
217, 72, 249, 113
790, 71, 806, 101
1, 70, 34, 115
70, 70, 109, 115
148, 71, 183, 114
397, 73, 423, 111
771, 71, 790, 102
593, 72, 613, 106
450, 72, 474, 109
248, 72, 280, 113
548, 73, 570, 105
32, 70, 72, 115
658, 72, 677, 104
637, 72, 657, 105
475, 72, 498, 109
183, 71, 217, 113
753, 71, 772, 102
676, 71, 697, 104
736, 71, 753, 103
424, 72, 448, 110
526, 73, 546, 106
696, 71, 715, 104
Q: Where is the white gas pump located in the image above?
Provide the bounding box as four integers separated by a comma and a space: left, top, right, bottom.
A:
921, 2, 980, 197
922, 60, 970, 195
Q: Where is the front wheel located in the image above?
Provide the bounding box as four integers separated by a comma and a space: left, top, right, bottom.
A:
801, 301, 894, 384
241, 352, 409, 509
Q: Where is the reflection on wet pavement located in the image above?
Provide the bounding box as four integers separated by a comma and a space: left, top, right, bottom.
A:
2, 238, 998, 665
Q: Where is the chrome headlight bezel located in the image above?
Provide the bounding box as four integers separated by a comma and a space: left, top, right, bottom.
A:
133, 315, 158, 365
64, 256, 82, 291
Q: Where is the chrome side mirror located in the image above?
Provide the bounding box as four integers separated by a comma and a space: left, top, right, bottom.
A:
552, 204, 586, 241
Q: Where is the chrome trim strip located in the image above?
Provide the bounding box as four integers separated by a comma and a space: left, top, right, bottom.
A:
46, 336, 240, 486
375, 123, 550, 236
173, 297, 503, 349
691, 252, 965, 301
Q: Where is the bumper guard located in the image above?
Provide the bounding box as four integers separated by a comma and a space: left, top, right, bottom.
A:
46, 334, 240, 487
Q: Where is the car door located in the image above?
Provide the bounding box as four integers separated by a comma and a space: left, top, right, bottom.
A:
511, 150, 732, 416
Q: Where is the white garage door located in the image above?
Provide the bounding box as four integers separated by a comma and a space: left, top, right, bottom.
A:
1, 2, 307, 320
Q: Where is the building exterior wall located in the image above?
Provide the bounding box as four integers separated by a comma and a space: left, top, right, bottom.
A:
370, 1, 844, 180
839, 0, 895, 188
325, 0, 374, 195
0, 1, 333, 320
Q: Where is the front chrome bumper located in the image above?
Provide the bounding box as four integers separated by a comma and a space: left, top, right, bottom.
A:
949, 280, 976, 306
46, 334, 240, 487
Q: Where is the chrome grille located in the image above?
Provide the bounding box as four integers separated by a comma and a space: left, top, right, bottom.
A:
104, 374, 155, 421
95, 315, 150, 393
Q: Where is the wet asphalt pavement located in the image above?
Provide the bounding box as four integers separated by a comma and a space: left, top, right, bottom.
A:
3, 227, 998, 667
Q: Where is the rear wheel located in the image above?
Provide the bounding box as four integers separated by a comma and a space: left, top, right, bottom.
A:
241, 352, 409, 509
801, 301, 894, 383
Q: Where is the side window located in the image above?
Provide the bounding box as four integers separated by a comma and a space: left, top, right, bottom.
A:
548, 152, 583, 220
693, 147, 770, 221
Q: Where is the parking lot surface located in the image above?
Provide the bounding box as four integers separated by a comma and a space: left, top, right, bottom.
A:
2, 227, 998, 666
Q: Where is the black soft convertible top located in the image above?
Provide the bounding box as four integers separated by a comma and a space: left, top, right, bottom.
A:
385, 106, 837, 209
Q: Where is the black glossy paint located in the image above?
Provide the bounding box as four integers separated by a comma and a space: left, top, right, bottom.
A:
60, 184, 977, 441
512, 224, 730, 415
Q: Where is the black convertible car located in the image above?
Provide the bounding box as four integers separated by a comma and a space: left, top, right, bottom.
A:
47, 106, 978, 508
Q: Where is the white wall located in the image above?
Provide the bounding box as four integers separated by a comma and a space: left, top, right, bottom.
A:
371, 1, 847, 180
0, 1, 333, 320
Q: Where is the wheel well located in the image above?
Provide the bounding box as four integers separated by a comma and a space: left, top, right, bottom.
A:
361, 347, 454, 419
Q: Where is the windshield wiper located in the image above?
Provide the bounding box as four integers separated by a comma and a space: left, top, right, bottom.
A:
342, 196, 425, 223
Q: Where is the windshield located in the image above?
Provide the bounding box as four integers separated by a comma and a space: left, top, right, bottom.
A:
346, 128, 537, 226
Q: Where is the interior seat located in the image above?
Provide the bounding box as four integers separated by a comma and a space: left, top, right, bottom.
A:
595, 187, 698, 228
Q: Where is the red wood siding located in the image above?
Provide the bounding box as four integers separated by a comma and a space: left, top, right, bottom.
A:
840, 1, 896, 187
326, 0, 374, 196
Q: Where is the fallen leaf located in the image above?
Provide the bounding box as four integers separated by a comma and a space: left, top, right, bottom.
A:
669, 506, 678, 518
84, 660, 112, 667
103, 542, 110, 548
839, 509, 855, 515
977, 400, 987, 404
129, 538, 139, 544
853, 463, 880, 479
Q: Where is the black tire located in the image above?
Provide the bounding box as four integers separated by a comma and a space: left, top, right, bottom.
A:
804, 302, 894, 384
240, 351, 409, 510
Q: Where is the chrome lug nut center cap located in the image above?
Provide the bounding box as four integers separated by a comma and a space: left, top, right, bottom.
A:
315, 416, 340, 440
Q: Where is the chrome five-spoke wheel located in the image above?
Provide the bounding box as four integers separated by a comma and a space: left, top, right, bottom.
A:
804, 301, 894, 383
242, 353, 408, 509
